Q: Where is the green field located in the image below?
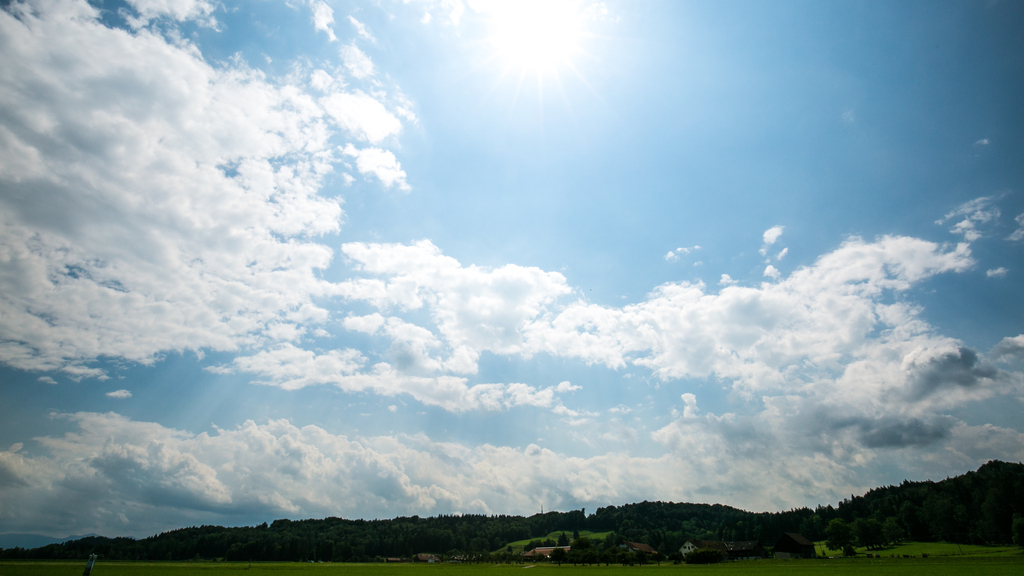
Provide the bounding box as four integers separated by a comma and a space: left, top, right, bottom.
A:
3, 557, 1024, 576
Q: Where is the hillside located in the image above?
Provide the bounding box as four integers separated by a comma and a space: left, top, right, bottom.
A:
2, 460, 1021, 561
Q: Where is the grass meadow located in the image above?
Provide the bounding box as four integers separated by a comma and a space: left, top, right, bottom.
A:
3, 555, 1024, 576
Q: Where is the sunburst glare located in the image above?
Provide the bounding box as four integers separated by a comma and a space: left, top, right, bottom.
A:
481, 0, 589, 77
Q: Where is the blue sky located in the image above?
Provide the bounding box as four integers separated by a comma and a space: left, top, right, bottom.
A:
1, 0, 1023, 538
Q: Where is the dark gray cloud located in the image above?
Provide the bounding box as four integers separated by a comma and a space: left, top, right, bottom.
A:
857, 417, 952, 448
909, 347, 997, 400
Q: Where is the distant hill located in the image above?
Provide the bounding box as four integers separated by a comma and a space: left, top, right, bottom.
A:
2, 460, 1022, 561
0, 533, 99, 549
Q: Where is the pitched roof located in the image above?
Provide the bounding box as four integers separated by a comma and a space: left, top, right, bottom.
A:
625, 542, 657, 554
522, 546, 570, 557
780, 532, 814, 546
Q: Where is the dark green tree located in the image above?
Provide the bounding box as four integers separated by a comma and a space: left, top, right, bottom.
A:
853, 518, 884, 549
1013, 514, 1024, 547
882, 517, 905, 545
825, 518, 853, 553
556, 532, 568, 546
549, 547, 567, 566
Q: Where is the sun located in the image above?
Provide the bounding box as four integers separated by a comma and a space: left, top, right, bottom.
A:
482, 0, 588, 77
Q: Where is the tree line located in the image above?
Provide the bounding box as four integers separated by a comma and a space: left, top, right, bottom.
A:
2, 460, 1022, 562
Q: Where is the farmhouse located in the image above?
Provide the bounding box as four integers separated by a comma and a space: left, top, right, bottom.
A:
621, 542, 657, 554
522, 546, 570, 558
679, 539, 764, 560
772, 533, 816, 559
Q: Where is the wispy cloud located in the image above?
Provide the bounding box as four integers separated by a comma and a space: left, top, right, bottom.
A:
936, 196, 1001, 242
310, 1, 337, 41
348, 15, 376, 42
341, 42, 375, 78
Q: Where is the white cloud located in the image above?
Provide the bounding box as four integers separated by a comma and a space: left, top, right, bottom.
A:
525, 235, 976, 395
348, 15, 376, 42
719, 274, 736, 286
309, 69, 334, 91
986, 267, 1007, 278
759, 225, 784, 255
0, 0, 359, 378
106, 389, 133, 399
4, 410, 1021, 538
664, 245, 700, 262
975, 138, 990, 146
226, 343, 574, 413
776, 247, 788, 260
37, 376, 57, 385
763, 264, 780, 280
1008, 213, 1024, 242
335, 240, 573, 360
937, 196, 1001, 242
341, 144, 410, 190
321, 91, 402, 143
341, 43, 375, 79
125, 0, 216, 26
310, 1, 338, 41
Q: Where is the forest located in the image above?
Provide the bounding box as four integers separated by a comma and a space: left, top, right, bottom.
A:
2, 460, 1022, 562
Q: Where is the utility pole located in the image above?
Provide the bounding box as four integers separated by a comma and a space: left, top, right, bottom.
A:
82, 554, 97, 576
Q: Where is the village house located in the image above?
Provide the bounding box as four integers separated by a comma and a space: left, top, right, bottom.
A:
521, 546, 570, 558
679, 539, 764, 560
621, 542, 657, 554
771, 533, 816, 559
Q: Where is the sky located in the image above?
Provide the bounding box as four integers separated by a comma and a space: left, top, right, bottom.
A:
0, 0, 1023, 539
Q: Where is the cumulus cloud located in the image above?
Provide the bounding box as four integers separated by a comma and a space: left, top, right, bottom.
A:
335, 240, 573, 360
106, 389, 133, 399
986, 267, 1007, 278
341, 144, 410, 190
321, 90, 402, 143
991, 335, 1024, 363
12, 410, 1017, 538
223, 341, 575, 413
0, 0, 411, 379
759, 225, 784, 255
664, 245, 700, 262
523, 235, 976, 395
